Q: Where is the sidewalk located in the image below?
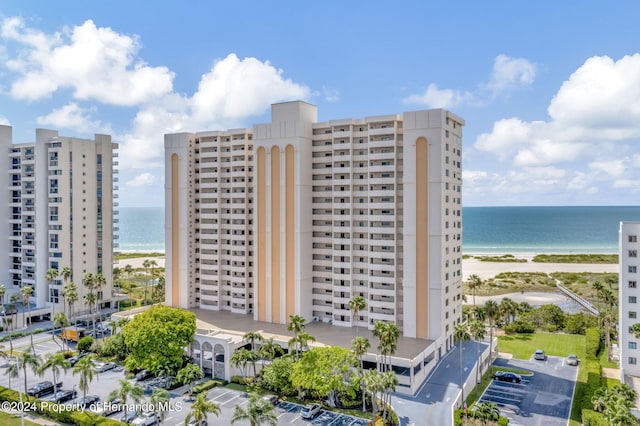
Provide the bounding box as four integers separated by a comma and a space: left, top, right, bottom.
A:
2, 409, 62, 426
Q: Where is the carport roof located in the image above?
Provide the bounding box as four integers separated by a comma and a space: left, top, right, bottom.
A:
191, 308, 434, 360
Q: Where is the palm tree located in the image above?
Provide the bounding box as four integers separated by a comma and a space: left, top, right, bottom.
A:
351, 336, 371, 411
73, 354, 95, 402
455, 322, 471, 409
469, 320, 486, 397
499, 297, 517, 326
142, 259, 158, 304
52, 312, 69, 351
150, 387, 171, 423
349, 295, 367, 334
8, 348, 41, 395
62, 281, 78, 322
39, 353, 70, 402
109, 378, 144, 421
231, 348, 252, 379
381, 370, 398, 422
0, 283, 6, 332
83, 293, 96, 329
185, 392, 221, 426
258, 338, 283, 367
373, 321, 399, 372
467, 274, 483, 309
484, 300, 499, 378
93, 272, 106, 327
243, 331, 263, 377
599, 287, 617, 361
176, 363, 203, 396
20, 285, 33, 329
364, 369, 383, 418
288, 331, 316, 359
231, 391, 277, 426
45, 268, 59, 313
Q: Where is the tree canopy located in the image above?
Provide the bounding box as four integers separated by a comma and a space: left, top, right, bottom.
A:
291, 346, 357, 401
122, 305, 196, 376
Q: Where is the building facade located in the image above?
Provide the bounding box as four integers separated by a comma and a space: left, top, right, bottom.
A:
620, 221, 640, 378
0, 125, 117, 323
165, 101, 463, 353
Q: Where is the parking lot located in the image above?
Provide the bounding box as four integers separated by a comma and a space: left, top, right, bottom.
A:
481, 355, 578, 426
2, 334, 370, 426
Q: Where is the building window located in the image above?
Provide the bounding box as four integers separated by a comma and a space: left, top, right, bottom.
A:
630, 357, 637, 365
630, 296, 637, 304
630, 342, 637, 350
630, 250, 638, 258
630, 266, 637, 273
630, 281, 638, 289
630, 311, 637, 319
630, 235, 638, 243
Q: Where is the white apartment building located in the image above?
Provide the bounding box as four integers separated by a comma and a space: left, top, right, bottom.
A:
0, 125, 117, 324
166, 101, 463, 352
620, 221, 640, 379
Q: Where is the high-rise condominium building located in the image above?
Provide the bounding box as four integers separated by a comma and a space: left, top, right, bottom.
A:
620, 221, 640, 380
0, 126, 117, 323
165, 101, 463, 349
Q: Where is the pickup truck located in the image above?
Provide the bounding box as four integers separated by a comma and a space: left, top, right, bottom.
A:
27, 381, 62, 398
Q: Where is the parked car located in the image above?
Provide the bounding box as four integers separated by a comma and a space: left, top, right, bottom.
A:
89, 398, 122, 417
47, 389, 77, 403
534, 349, 547, 360
94, 361, 117, 373
301, 403, 322, 419
121, 410, 139, 424
68, 353, 87, 366
566, 354, 579, 366
75, 395, 100, 409
492, 371, 522, 383
135, 369, 152, 381
27, 381, 61, 398
262, 394, 279, 405
131, 411, 158, 426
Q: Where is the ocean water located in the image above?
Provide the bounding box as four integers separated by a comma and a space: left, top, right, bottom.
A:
117, 207, 165, 252
463, 205, 640, 254
116, 205, 640, 254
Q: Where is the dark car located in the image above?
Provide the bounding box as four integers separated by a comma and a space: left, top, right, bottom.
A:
492, 371, 522, 383
75, 395, 100, 408
68, 353, 88, 366
135, 370, 152, 381
27, 381, 61, 398
47, 389, 77, 403
89, 398, 122, 417
262, 394, 279, 405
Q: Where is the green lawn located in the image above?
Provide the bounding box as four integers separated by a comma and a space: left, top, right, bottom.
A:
0, 412, 42, 426
497, 332, 586, 360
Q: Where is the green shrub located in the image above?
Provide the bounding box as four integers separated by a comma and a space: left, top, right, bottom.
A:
504, 318, 535, 334
230, 375, 245, 384
581, 409, 608, 425
585, 328, 601, 359
77, 336, 94, 353
193, 379, 219, 394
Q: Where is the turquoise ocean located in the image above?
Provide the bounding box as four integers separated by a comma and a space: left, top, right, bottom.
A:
116, 206, 640, 254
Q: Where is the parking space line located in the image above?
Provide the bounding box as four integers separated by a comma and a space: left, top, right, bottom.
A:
209, 390, 231, 401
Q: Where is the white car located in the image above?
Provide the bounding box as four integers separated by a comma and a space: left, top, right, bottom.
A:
131, 411, 158, 426
301, 403, 322, 419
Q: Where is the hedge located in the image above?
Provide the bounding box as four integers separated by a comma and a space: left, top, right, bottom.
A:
192, 378, 226, 394
0, 386, 122, 425
585, 328, 601, 359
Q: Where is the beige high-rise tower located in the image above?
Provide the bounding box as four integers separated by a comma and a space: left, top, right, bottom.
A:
165, 101, 463, 350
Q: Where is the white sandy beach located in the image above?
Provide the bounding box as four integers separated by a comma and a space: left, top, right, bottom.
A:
114, 256, 165, 270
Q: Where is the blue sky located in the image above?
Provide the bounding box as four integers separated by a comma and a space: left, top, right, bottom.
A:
1, 1, 640, 207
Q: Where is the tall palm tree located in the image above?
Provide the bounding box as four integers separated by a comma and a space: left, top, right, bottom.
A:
373, 321, 399, 372
287, 315, 307, 358
349, 295, 367, 334
351, 336, 371, 411
20, 285, 33, 329
364, 369, 383, 418
599, 287, 617, 361
185, 392, 221, 426
8, 348, 41, 395
73, 354, 95, 402
288, 331, 316, 359
39, 353, 70, 402
243, 331, 263, 377
231, 348, 251, 379
142, 259, 158, 304
499, 297, 517, 326
469, 320, 486, 397
466, 274, 483, 309
455, 322, 471, 410
62, 281, 78, 323
53, 312, 69, 351
83, 293, 96, 328
150, 387, 171, 423
231, 391, 277, 426
381, 370, 398, 422
45, 268, 59, 314
109, 378, 144, 422
93, 272, 106, 327
484, 300, 499, 378
0, 283, 6, 332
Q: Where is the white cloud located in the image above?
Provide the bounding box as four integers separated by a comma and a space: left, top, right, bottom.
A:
514, 139, 588, 167
404, 54, 535, 108
126, 172, 156, 187
403, 83, 474, 109
36, 103, 111, 134
486, 54, 536, 95
322, 86, 340, 102
2, 17, 174, 105
589, 159, 626, 178
474, 118, 534, 160
0, 114, 9, 125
